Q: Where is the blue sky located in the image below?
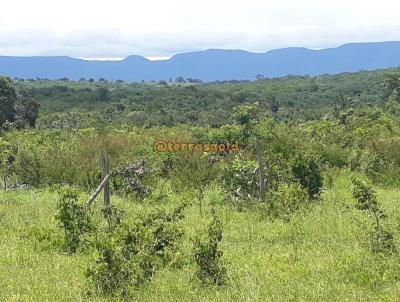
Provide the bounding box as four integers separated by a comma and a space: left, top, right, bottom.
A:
0, 0, 399, 59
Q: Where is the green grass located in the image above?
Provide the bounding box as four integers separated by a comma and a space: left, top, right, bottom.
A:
1, 173, 400, 301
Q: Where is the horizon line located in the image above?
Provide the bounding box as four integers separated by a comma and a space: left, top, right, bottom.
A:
1, 40, 399, 62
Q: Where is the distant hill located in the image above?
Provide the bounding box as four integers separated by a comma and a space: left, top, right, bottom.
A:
1, 41, 400, 82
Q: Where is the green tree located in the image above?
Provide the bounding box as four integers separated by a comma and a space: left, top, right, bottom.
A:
267, 95, 280, 119
14, 92, 40, 128
232, 102, 260, 126
0, 77, 17, 127
384, 73, 400, 93
0, 138, 14, 191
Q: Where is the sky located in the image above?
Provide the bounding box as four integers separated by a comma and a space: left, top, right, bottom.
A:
0, 0, 400, 60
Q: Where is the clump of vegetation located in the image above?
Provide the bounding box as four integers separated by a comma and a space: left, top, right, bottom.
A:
55, 186, 95, 253
0, 138, 15, 191
86, 224, 156, 297
291, 155, 323, 199
223, 158, 258, 200
86, 203, 186, 297
351, 178, 395, 252
0, 76, 39, 130
101, 204, 124, 232
112, 160, 155, 199
193, 210, 227, 286
264, 182, 309, 220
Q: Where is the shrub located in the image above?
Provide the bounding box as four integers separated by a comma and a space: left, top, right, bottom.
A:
111, 160, 154, 199
86, 225, 156, 297
170, 153, 221, 190
351, 179, 395, 252
86, 203, 186, 297
204, 183, 226, 206
13, 146, 43, 186
55, 186, 95, 253
291, 155, 323, 198
193, 210, 227, 286
222, 158, 258, 200
264, 182, 309, 219
101, 204, 124, 232
360, 151, 385, 183
140, 202, 187, 265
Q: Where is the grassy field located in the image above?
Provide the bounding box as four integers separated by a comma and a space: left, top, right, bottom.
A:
1, 172, 400, 302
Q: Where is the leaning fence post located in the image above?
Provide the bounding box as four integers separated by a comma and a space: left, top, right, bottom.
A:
101, 152, 110, 207
85, 173, 110, 208
85, 152, 111, 209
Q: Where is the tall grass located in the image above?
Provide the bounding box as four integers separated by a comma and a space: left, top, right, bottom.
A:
2, 172, 400, 301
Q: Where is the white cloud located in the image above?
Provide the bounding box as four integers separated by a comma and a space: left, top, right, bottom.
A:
0, 0, 400, 58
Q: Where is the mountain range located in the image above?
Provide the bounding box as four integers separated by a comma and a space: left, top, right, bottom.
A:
1, 41, 400, 82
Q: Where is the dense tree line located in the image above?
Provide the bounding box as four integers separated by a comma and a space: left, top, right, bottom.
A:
6, 68, 396, 129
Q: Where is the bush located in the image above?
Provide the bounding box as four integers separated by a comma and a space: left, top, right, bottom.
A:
264, 183, 309, 219
141, 203, 187, 265
291, 155, 323, 198
222, 158, 258, 200
360, 149, 400, 187
360, 151, 385, 182
111, 161, 154, 199
86, 225, 156, 297
351, 179, 395, 252
86, 204, 186, 297
13, 146, 43, 186
55, 186, 95, 253
193, 210, 227, 286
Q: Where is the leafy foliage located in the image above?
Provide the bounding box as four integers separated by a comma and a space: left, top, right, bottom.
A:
0, 77, 39, 129
55, 186, 94, 253
291, 155, 324, 199
86, 203, 186, 297
193, 210, 227, 286
112, 160, 154, 199
351, 179, 395, 252
0, 76, 17, 127
264, 182, 309, 219
222, 158, 258, 200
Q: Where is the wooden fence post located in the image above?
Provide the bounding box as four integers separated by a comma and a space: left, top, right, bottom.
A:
101, 152, 110, 207
85, 151, 111, 209
255, 137, 266, 200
